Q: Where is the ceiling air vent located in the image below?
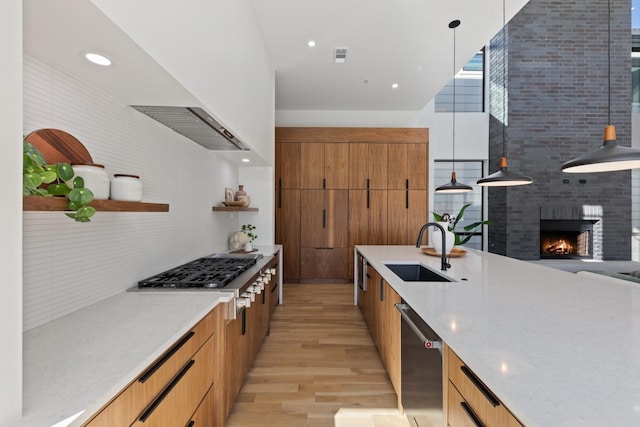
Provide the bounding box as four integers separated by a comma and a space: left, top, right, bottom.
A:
334, 47, 348, 64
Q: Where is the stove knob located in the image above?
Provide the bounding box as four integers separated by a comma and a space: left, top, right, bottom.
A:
269, 268, 277, 275
266, 273, 272, 281
243, 290, 256, 302
251, 284, 262, 295
240, 293, 252, 307
236, 297, 248, 309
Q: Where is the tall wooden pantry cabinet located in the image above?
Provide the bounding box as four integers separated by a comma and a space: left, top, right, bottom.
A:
275, 127, 429, 282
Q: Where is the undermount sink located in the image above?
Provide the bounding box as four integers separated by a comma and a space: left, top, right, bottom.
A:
384, 263, 454, 282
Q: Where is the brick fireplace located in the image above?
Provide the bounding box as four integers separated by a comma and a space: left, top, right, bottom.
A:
486, 0, 632, 261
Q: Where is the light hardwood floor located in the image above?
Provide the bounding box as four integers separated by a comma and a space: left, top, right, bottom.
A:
225, 283, 409, 427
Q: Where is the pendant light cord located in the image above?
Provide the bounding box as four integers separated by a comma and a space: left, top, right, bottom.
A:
452, 24, 457, 174
608, 0, 611, 125
502, 0, 507, 159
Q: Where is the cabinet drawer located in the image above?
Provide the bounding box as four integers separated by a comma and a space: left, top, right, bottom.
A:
187, 384, 216, 427
448, 349, 501, 427
300, 247, 348, 279
131, 334, 215, 426
448, 382, 485, 427
85, 308, 216, 426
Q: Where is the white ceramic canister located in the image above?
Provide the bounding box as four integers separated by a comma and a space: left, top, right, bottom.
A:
110, 174, 143, 202
431, 221, 456, 255
71, 163, 110, 200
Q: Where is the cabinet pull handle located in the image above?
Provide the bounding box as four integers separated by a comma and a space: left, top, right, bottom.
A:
460, 401, 485, 427
138, 331, 195, 383
380, 278, 384, 302
322, 209, 326, 228
405, 190, 409, 209
460, 365, 500, 407
367, 189, 370, 209
186, 422, 195, 427
278, 178, 282, 209
323, 178, 326, 189
242, 307, 247, 336
405, 179, 409, 190
139, 359, 195, 422
366, 178, 370, 189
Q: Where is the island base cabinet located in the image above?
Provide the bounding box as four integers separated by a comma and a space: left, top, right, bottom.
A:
447, 347, 524, 427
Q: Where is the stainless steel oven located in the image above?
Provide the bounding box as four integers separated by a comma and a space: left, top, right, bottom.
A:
395, 302, 443, 427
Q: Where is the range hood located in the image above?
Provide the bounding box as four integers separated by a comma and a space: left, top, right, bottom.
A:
130, 106, 249, 151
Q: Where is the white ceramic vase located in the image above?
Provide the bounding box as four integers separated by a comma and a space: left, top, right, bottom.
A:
431, 221, 455, 255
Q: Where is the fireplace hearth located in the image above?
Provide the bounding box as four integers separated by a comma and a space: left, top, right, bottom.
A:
540, 219, 598, 259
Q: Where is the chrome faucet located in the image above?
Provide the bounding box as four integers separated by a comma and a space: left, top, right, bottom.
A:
416, 222, 451, 271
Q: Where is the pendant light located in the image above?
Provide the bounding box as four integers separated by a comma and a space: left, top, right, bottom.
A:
436, 19, 473, 194
477, 0, 533, 187
561, 0, 640, 173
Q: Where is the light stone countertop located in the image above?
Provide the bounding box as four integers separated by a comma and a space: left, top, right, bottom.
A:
355, 245, 640, 427
20, 291, 233, 427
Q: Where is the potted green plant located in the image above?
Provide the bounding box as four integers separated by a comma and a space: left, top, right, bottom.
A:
23, 140, 95, 222
241, 224, 257, 251
432, 203, 492, 246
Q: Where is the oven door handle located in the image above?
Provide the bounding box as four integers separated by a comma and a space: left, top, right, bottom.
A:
395, 303, 442, 350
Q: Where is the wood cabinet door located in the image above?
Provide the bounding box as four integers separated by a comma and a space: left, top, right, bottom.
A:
368, 144, 388, 189
325, 190, 349, 248
368, 190, 388, 245
387, 190, 427, 245
387, 190, 408, 245
387, 143, 428, 190
407, 143, 428, 189
324, 143, 349, 189
348, 143, 369, 189
276, 142, 301, 189
300, 143, 325, 189
276, 189, 300, 281
348, 190, 369, 247
407, 190, 428, 244
300, 247, 349, 279
300, 190, 326, 247
382, 282, 401, 395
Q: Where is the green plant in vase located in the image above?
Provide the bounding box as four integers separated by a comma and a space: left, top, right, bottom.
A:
23, 140, 95, 222
241, 224, 257, 242
432, 203, 492, 245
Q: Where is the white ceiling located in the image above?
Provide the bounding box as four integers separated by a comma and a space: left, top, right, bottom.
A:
250, 0, 530, 111
24, 0, 530, 113
23, 0, 530, 163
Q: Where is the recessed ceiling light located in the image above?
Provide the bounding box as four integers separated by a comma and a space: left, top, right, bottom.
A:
242, 158, 250, 163
84, 52, 111, 66
307, 40, 316, 47
392, 83, 399, 89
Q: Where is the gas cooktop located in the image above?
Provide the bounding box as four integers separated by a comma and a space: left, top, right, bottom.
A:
137, 254, 263, 289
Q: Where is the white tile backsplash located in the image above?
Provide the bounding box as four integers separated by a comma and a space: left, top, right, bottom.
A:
23, 54, 239, 331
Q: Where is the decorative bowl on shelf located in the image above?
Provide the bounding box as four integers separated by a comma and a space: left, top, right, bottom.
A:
222, 200, 246, 206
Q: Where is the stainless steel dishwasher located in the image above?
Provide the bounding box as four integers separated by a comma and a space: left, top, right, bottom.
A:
395, 302, 443, 427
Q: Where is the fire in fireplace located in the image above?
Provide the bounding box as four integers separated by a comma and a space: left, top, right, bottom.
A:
539, 220, 597, 259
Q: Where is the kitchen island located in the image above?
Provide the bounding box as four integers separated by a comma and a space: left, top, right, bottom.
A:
356, 245, 640, 427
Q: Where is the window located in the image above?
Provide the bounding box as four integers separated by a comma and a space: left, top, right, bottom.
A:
434, 49, 485, 113
433, 160, 485, 250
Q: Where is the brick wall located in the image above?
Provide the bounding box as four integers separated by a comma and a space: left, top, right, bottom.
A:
487, 0, 632, 260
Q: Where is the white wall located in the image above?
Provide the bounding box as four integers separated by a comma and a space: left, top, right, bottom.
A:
90, 0, 275, 165
22, 54, 241, 330
238, 167, 275, 246
0, 0, 23, 423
